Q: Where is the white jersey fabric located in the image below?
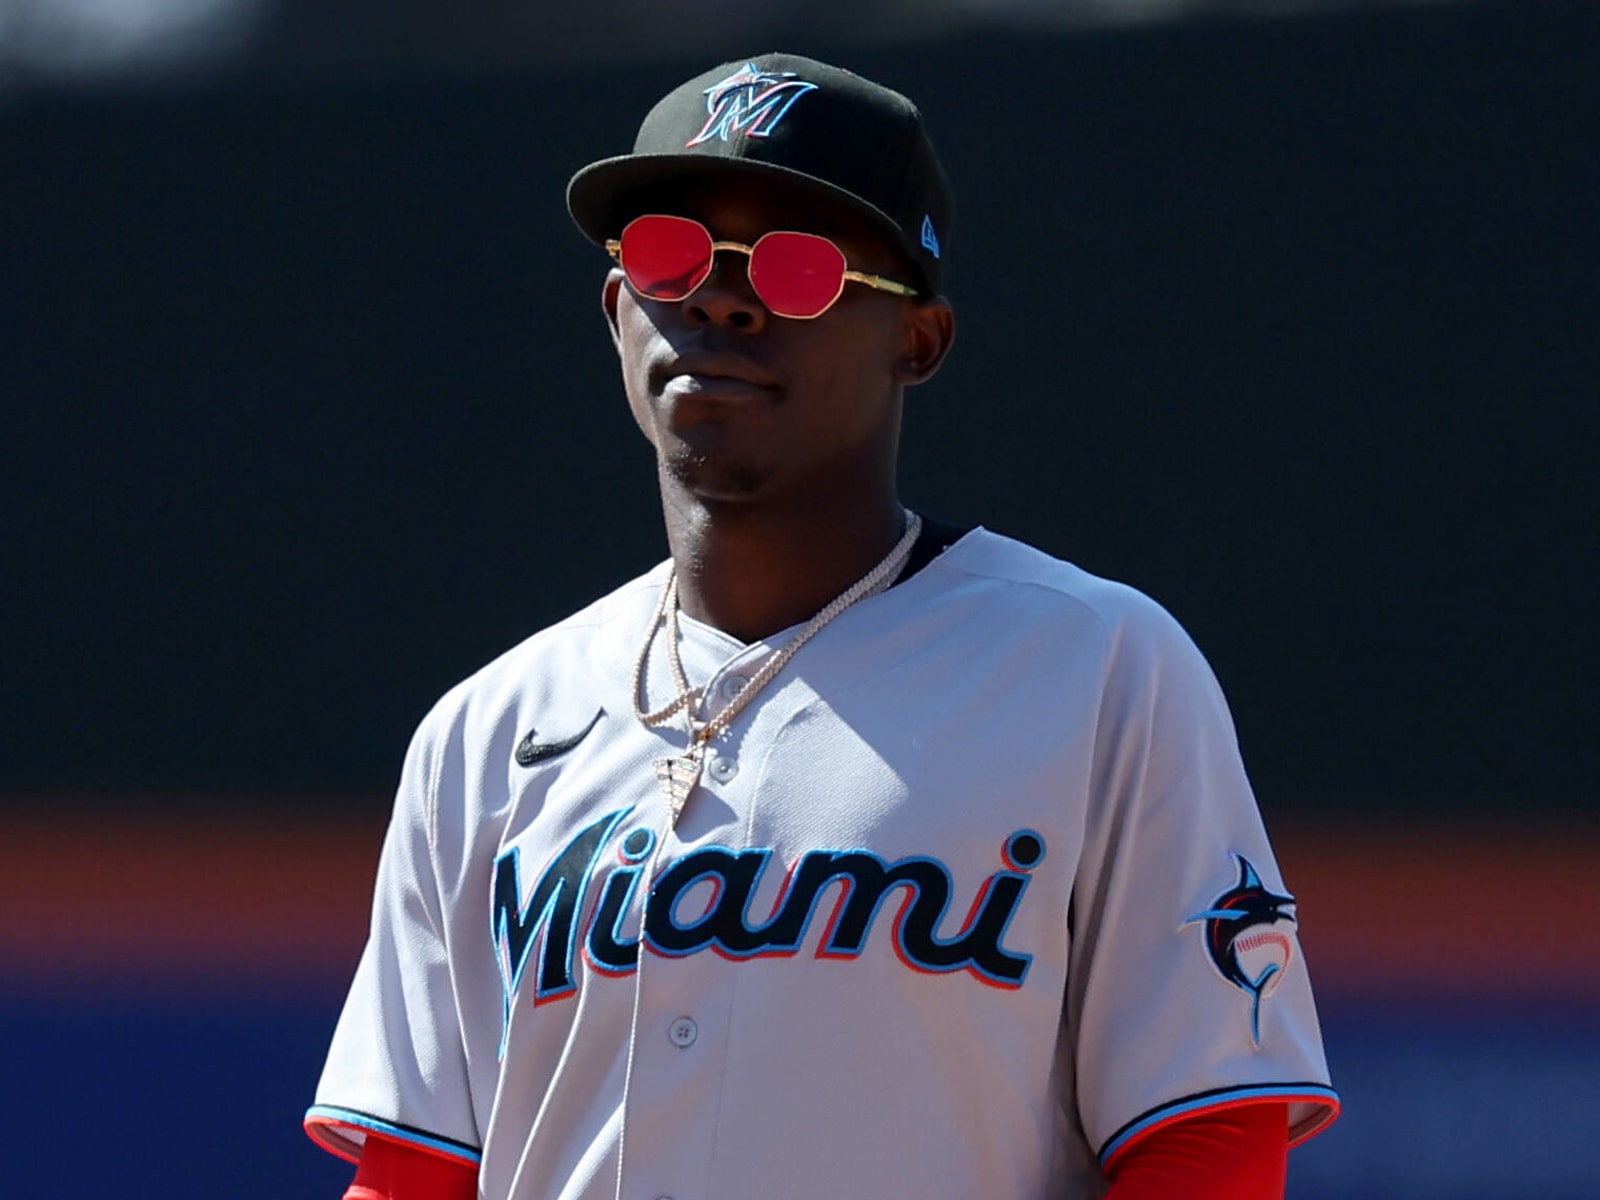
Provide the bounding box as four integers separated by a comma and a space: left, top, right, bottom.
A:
308, 527, 1338, 1199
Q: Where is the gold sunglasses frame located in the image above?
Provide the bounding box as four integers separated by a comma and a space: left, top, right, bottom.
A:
605, 216, 917, 320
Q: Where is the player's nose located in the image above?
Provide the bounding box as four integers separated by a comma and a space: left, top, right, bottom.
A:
684, 251, 768, 333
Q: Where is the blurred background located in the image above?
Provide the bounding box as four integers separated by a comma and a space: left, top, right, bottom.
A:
3, 0, 1597, 1196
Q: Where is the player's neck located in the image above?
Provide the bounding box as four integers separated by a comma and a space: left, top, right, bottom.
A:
662, 486, 907, 644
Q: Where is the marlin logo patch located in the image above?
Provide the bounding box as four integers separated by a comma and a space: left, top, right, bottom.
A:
686, 64, 818, 148
1186, 855, 1297, 1046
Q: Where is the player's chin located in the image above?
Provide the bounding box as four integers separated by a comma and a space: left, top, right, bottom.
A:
662, 443, 771, 503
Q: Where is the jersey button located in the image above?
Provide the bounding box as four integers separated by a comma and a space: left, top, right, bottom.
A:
667, 1016, 698, 1048
718, 674, 748, 701
707, 754, 737, 784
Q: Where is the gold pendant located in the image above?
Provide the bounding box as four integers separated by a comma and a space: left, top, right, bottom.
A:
654, 746, 702, 825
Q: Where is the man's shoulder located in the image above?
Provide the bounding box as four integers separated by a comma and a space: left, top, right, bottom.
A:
934, 526, 1222, 695
935, 526, 1180, 639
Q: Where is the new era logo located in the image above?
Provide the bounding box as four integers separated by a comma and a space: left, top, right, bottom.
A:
920, 215, 941, 259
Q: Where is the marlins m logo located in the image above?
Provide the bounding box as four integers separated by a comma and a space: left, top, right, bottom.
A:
686, 64, 818, 147
1185, 855, 1298, 1046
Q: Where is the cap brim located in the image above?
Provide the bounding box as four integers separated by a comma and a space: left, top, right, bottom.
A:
566, 153, 930, 294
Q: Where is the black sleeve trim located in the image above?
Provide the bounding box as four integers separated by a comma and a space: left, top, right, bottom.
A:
1097, 1080, 1341, 1168
304, 1104, 483, 1165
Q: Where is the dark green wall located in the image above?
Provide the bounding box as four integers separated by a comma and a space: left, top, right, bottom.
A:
5, 5, 1596, 813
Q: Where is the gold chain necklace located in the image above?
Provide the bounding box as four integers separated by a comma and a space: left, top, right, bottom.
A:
632, 510, 923, 824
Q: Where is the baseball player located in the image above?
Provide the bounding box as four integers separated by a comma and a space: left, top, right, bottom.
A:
306, 53, 1338, 1200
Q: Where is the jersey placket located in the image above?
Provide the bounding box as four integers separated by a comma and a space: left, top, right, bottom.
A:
614, 632, 778, 1200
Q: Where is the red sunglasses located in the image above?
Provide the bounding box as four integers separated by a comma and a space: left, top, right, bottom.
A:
606, 213, 918, 320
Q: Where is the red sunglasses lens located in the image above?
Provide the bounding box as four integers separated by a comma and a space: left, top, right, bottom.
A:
619, 215, 713, 300
749, 232, 847, 318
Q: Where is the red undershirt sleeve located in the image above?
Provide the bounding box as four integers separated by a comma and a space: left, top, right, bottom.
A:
341, 1134, 479, 1200
1103, 1102, 1288, 1200
334, 1101, 1285, 1199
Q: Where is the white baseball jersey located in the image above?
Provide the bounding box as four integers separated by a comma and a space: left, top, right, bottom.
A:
307, 526, 1338, 1199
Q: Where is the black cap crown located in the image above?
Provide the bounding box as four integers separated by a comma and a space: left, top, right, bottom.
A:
567, 53, 953, 295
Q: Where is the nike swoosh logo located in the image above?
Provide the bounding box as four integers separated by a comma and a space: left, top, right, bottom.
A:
515, 708, 604, 767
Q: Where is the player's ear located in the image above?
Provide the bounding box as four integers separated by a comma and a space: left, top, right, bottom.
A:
601, 269, 625, 353
893, 296, 956, 387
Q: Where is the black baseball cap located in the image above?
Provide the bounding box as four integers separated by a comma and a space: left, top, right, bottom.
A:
567, 53, 953, 295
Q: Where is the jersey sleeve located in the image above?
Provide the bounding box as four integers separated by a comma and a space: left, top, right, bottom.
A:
305, 709, 483, 1169
1067, 591, 1338, 1171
